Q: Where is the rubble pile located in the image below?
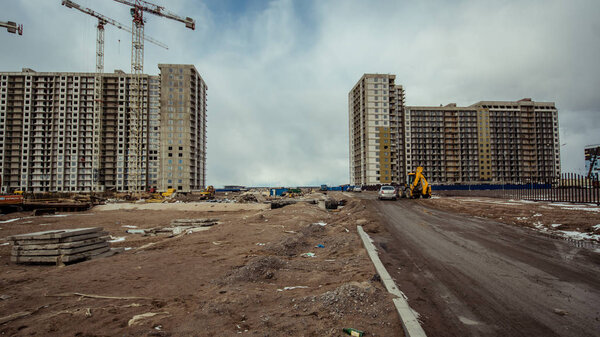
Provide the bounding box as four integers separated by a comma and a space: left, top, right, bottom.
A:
222, 256, 287, 283
294, 281, 393, 320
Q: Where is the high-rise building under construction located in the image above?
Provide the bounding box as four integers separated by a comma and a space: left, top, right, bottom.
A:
349, 74, 560, 185
0, 64, 206, 193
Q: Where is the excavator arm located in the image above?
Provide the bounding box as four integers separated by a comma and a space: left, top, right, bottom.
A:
404, 167, 432, 199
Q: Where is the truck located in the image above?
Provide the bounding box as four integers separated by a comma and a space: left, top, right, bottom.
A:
401, 166, 432, 199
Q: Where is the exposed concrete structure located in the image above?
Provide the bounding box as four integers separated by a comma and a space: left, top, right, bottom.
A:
0, 65, 206, 193
349, 74, 560, 185
157, 64, 207, 192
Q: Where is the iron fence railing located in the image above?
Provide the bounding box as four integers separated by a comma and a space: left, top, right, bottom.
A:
433, 173, 600, 205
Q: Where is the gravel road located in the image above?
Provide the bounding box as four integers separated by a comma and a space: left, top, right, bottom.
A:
364, 194, 600, 337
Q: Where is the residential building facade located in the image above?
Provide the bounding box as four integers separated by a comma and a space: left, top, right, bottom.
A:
349, 74, 561, 185
348, 74, 405, 185
0, 64, 207, 193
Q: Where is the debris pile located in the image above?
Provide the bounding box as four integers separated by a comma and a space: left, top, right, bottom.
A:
266, 222, 327, 256
235, 193, 259, 203
125, 218, 219, 237
295, 281, 392, 319
8, 227, 110, 264
222, 256, 286, 283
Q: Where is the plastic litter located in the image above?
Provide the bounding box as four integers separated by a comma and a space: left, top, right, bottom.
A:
300, 252, 315, 258
315, 244, 325, 248
126, 229, 146, 234
277, 286, 308, 291
343, 328, 364, 336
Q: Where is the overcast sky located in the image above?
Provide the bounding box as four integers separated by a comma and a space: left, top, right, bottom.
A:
1, 0, 599, 187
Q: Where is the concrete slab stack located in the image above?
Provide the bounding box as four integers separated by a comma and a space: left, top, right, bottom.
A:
8, 227, 110, 264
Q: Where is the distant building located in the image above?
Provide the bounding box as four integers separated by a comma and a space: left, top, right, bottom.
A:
585, 144, 600, 180
348, 74, 561, 185
0, 65, 207, 193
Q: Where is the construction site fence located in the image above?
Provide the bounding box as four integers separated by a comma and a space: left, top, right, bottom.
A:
432, 173, 600, 205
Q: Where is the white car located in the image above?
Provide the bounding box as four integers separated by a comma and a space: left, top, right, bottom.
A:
353, 186, 362, 192
378, 185, 397, 200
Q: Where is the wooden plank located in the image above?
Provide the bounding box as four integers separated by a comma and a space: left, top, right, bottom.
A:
12, 242, 109, 257
11, 246, 110, 264
12, 236, 109, 251
62, 246, 110, 262
7, 227, 103, 240
11, 231, 107, 245
11, 255, 59, 263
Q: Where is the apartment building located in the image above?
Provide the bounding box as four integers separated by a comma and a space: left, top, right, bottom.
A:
157, 64, 207, 192
403, 99, 560, 183
404, 104, 480, 183
349, 74, 560, 185
348, 74, 405, 185
0, 64, 207, 193
471, 99, 560, 183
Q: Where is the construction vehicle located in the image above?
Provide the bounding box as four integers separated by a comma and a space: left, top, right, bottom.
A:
401, 166, 432, 199
198, 185, 215, 200
161, 188, 177, 198
0, 192, 24, 212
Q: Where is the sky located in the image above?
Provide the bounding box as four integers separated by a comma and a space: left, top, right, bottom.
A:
1, 0, 599, 187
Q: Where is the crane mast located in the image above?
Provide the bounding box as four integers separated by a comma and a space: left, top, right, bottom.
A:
113, 0, 195, 192
62, 0, 168, 74
62, 0, 170, 193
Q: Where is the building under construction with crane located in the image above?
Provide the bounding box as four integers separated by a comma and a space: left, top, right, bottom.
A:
0, 0, 204, 193
0, 65, 207, 193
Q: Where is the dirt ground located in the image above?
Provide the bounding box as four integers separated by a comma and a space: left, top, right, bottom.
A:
421, 196, 600, 241
0, 192, 402, 337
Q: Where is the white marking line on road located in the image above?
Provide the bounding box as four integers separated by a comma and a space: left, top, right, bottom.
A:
357, 226, 427, 337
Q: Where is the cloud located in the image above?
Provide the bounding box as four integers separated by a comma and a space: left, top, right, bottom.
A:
1, 0, 599, 186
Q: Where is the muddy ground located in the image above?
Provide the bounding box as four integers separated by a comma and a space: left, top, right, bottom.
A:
421, 196, 600, 240
0, 192, 402, 337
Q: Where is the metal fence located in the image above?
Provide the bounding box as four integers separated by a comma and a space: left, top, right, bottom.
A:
433, 173, 600, 205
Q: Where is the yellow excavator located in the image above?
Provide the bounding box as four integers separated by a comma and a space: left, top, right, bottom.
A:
198, 185, 215, 200
402, 166, 432, 199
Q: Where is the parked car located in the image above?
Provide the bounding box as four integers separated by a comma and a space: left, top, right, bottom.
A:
378, 185, 397, 200
353, 186, 362, 192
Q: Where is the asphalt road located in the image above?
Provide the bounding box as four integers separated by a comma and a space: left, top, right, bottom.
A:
362, 194, 600, 337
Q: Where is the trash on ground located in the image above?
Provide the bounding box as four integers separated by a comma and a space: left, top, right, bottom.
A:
127, 311, 170, 327
315, 244, 325, 248
256, 243, 266, 246
126, 229, 146, 234
109, 236, 126, 243
277, 286, 308, 291
301, 252, 316, 258
122, 225, 138, 229
553, 308, 568, 316
343, 327, 365, 336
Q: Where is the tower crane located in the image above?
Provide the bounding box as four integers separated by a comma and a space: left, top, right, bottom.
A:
1, 21, 23, 35
112, 0, 195, 192
61, 0, 168, 74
